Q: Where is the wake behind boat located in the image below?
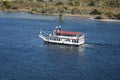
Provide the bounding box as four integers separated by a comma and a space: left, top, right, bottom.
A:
39, 26, 85, 46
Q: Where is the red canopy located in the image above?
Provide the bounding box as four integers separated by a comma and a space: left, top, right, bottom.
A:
56, 30, 80, 35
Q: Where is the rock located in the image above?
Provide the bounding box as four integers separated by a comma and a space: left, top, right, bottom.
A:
95, 14, 107, 19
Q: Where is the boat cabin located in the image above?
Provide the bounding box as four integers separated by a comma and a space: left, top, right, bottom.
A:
49, 27, 83, 44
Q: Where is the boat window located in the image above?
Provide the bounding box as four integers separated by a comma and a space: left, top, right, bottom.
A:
57, 38, 60, 41
58, 38, 60, 41
72, 40, 78, 43
66, 39, 70, 42
50, 37, 60, 41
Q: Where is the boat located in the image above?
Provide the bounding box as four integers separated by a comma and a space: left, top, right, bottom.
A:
39, 26, 85, 46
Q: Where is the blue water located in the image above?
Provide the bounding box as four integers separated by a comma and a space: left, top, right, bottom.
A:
0, 12, 120, 80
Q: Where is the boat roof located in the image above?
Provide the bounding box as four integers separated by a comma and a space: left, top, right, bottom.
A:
56, 30, 80, 35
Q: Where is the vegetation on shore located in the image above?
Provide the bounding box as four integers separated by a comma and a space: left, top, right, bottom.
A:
0, 0, 120, 19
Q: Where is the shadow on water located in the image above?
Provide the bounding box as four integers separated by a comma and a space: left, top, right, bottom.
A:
43, 43, 87, 54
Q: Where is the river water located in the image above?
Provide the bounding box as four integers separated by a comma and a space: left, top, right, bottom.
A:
0, 12, 120, 80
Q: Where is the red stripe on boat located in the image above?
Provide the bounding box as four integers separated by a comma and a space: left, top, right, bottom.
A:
56, 30, 80, 35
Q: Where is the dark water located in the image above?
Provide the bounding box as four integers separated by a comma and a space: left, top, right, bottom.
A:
0, 12, 120, 80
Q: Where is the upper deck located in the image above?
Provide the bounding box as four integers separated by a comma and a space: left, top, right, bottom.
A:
50, 30, 84, 40
56, 30, 80, 36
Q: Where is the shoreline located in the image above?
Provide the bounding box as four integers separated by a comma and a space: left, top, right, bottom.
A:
0, 10, 96, 18
0, 11, 120, 22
